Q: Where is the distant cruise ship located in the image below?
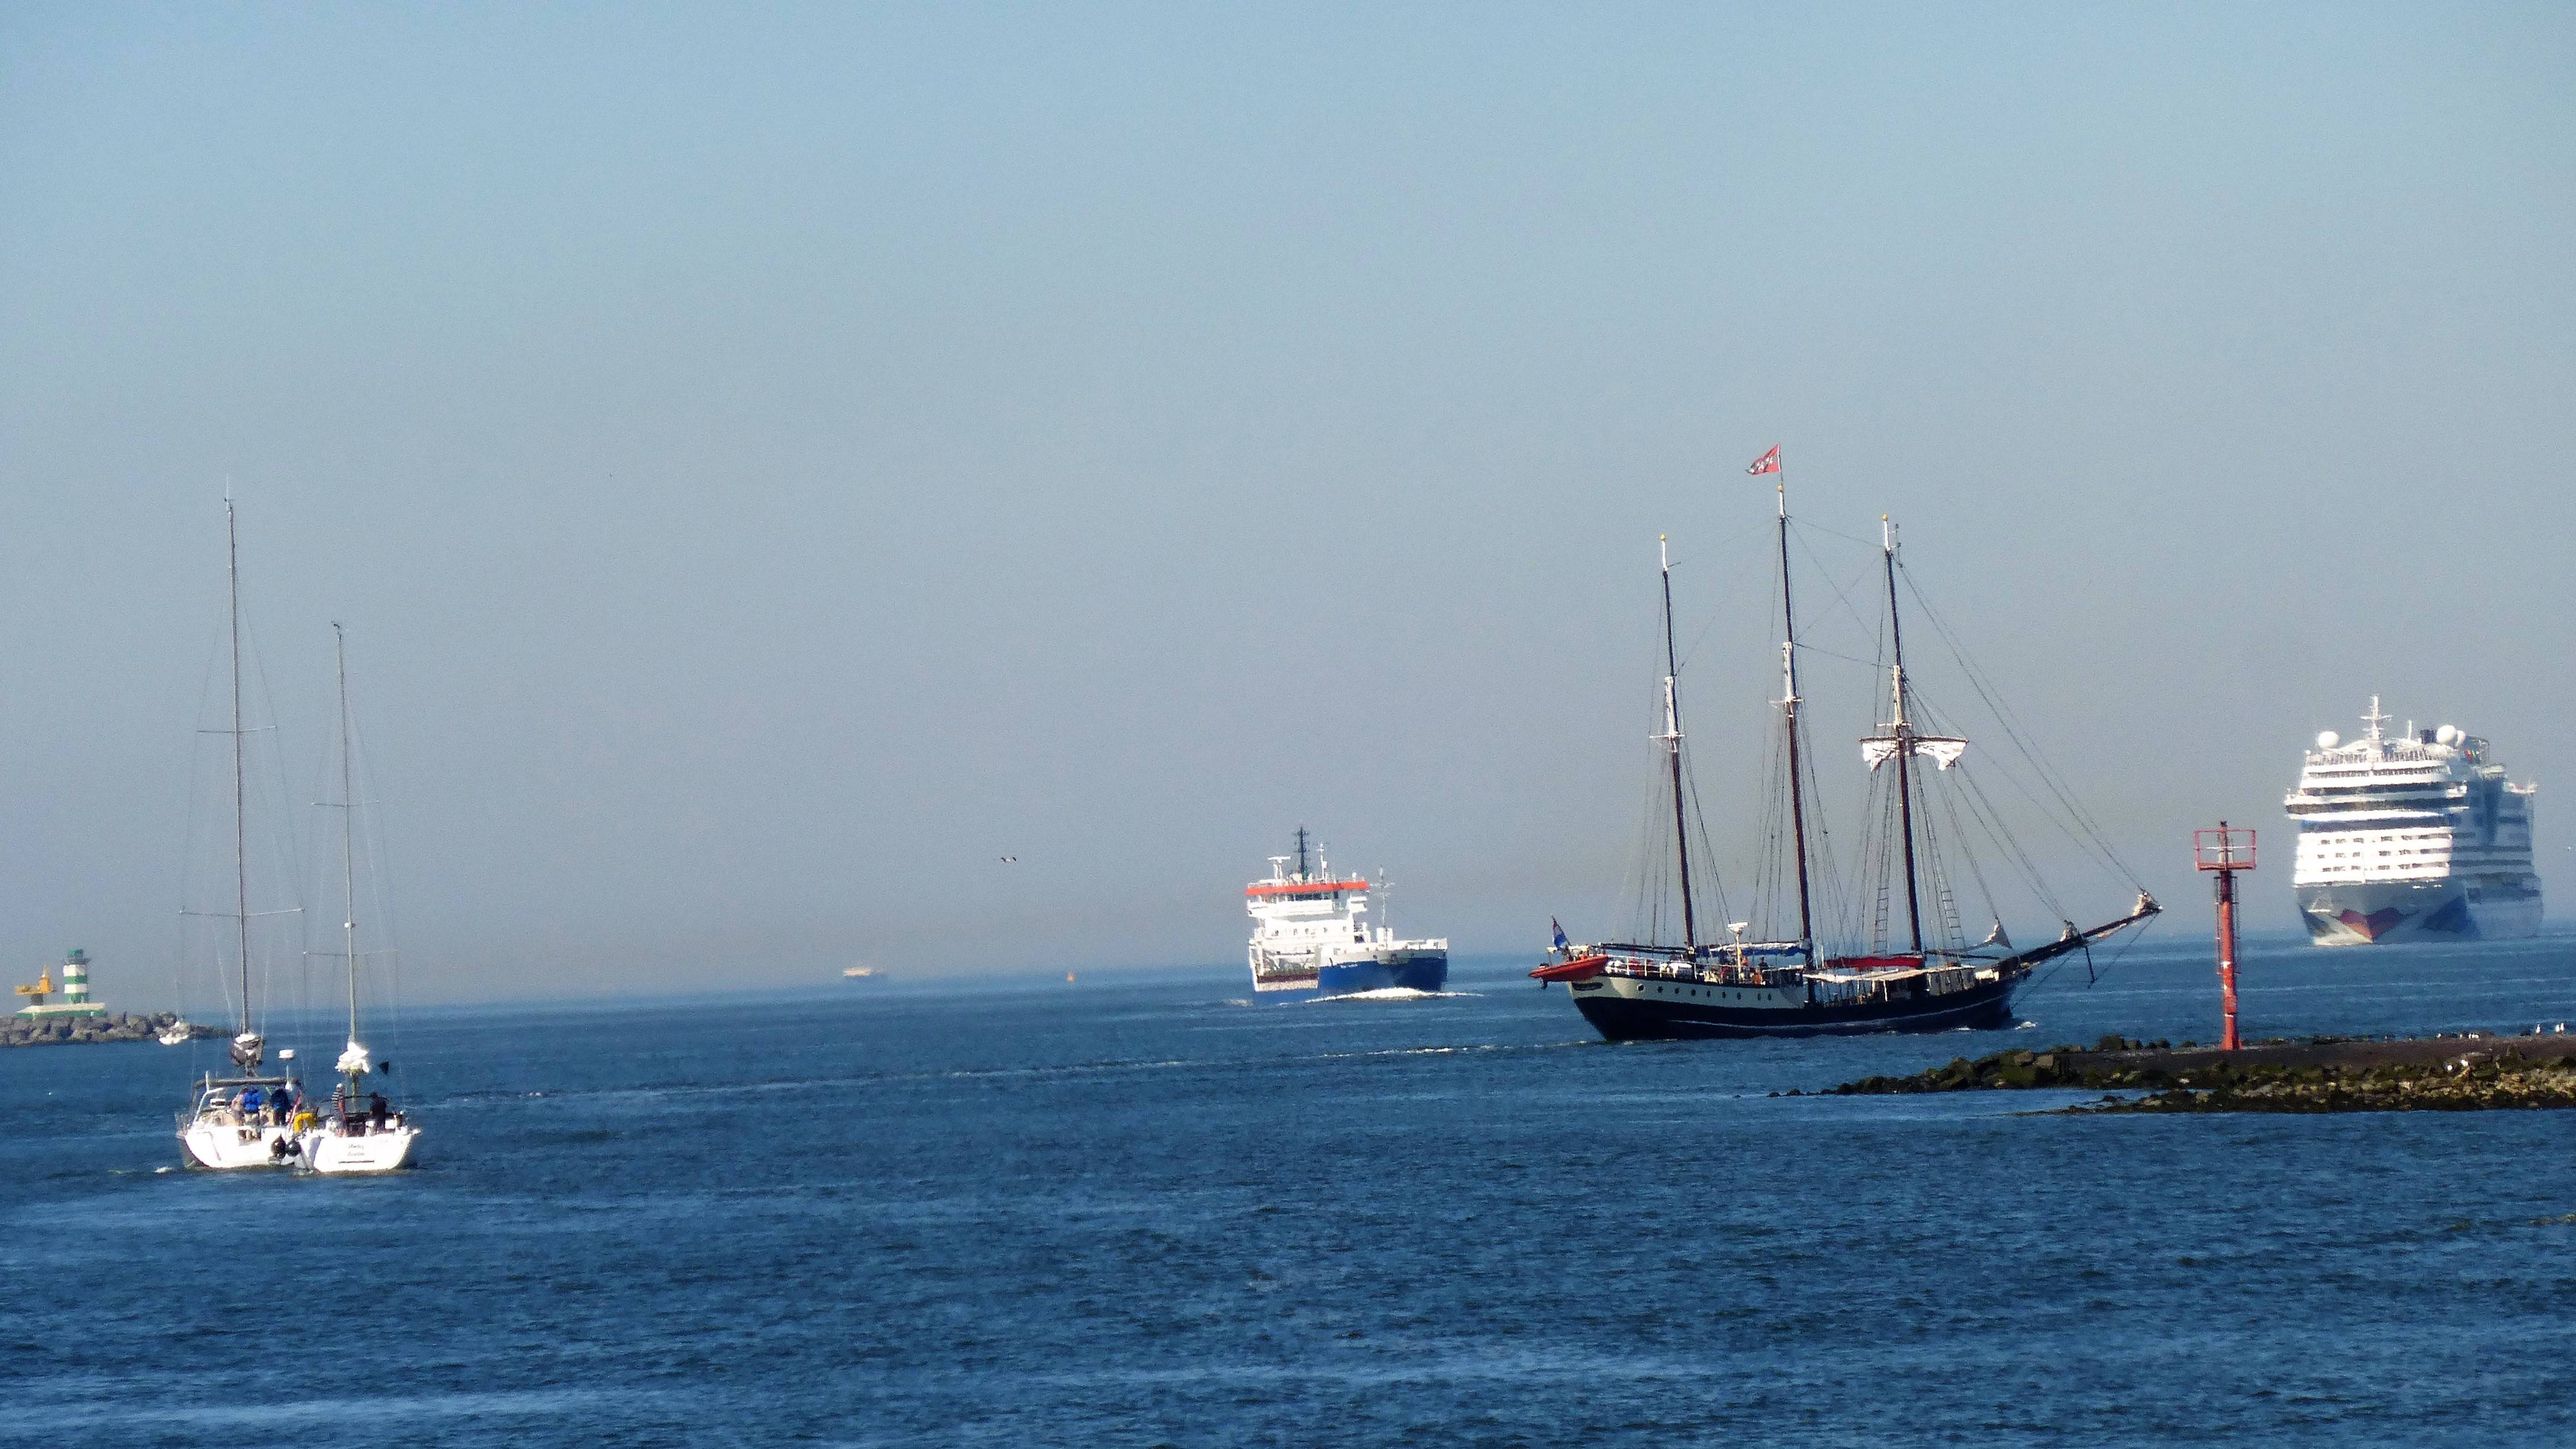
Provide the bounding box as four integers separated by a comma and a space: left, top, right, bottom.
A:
2286, 698, 2541, 945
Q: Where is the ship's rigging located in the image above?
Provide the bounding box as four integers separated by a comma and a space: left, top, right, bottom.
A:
1542, 455, 2158, 1037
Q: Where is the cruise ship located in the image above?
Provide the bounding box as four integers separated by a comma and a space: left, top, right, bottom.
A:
2287, 698, 2542, 945
1246, 829, 1448, 995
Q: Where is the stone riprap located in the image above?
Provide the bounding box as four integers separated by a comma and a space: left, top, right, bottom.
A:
2, 1012, 218, 1048
1825, 1032, 2576, 1113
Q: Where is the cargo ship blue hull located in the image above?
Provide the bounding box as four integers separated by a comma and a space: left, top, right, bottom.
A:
1312, 951, 1448, 996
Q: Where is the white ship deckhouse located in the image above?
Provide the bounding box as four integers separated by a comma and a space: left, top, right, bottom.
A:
2286, 698, 2541, 945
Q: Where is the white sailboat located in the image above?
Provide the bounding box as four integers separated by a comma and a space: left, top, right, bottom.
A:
300, 624, 419, 1174
178, 499, 307, 1170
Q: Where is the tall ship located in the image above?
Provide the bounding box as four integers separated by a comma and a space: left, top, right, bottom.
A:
2287, 698, 2541, 945
1246, 829, 1448, 995
1534, 466, 2157, 1039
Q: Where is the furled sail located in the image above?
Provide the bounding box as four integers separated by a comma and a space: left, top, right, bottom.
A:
1860, 734, 1967, 771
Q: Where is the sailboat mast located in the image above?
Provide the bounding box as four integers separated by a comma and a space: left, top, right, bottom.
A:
1775, 483, 1814, 956
1659, 537, 1698, 949
334, 624, 359, 1051
227, 498, 251, 1038
1882, 516, 1923, 957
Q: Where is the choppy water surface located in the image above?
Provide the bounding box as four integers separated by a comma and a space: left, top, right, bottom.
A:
9, 935, 2576, 1446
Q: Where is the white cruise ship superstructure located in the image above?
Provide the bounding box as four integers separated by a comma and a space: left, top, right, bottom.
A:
2286, 698, 2541, 945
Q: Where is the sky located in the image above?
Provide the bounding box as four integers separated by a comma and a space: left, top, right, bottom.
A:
3, 4, 2572, 1007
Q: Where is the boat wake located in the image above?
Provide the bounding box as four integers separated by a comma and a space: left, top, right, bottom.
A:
1302, 988, 1478, 1004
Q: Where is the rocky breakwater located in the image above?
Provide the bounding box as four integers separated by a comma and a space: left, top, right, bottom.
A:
1826, 1031, 2576, 1114
2, 1012, 216, 1048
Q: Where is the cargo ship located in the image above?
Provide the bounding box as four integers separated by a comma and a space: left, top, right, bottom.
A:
1247, 829, 1448, 995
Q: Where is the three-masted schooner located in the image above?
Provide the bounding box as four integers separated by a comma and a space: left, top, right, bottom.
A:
1535, 467, 2157, 1039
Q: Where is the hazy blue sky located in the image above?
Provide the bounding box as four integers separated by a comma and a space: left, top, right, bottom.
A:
4, 5, 2571, 1005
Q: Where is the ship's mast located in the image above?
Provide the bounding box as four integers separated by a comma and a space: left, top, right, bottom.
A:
1775, 483, 1815, 959
1659, 536, 1699, 950
1294, 826, 1310, 881
227, 498, 252, 1043
1881, 516, 1924, 957
332, 624, 360, 1061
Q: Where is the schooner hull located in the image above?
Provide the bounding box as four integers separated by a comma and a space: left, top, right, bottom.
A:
1566, 971, 2018, 1041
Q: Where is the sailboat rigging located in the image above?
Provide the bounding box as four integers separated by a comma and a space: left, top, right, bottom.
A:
177, 500, 307, 1168
1860, 516, 1970, 962
1536, 459, 2157, 1038
300, 624, 420, 1173
1657, 536, 1699, 951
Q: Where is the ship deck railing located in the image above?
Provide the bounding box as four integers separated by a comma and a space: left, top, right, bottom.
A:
1594, 955, 1804, 989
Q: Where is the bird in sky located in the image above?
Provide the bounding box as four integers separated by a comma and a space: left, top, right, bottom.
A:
1000, 855, 1018, 863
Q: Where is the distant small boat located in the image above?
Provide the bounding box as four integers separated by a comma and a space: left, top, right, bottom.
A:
842, 967, 876, 979
157, 1019, 194, 1047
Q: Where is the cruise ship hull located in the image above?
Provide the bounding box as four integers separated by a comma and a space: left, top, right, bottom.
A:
1566, 970, 2017, 1039
2297, 880, 2542, 946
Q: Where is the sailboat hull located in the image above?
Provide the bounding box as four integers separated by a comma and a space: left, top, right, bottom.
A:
304, 1125, 419, 1174
180, 1121, 300, 1170
1566, 970, 2018, 1040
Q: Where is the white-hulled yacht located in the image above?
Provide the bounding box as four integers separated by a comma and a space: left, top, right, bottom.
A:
178, 499, 306, 1170
300, 624, 420, 1174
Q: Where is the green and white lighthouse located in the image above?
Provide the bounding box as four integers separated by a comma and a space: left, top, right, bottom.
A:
14, 949, 107, 1018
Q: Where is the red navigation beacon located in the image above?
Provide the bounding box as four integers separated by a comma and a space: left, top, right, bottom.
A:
2195, 824, 2257, 1051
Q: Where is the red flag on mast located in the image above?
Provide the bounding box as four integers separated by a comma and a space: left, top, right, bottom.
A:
1746, 446, 1781, 477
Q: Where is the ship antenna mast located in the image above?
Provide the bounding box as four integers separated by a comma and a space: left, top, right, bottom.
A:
1882, 515, 1925, 957
1776, 479, 1815, 961
1659, 535, 1699, 950
1295, 826, 1310, 881
2364, 695, 2389, 745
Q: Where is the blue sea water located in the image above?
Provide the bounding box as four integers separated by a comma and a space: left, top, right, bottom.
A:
9, 933, 2576, 1446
